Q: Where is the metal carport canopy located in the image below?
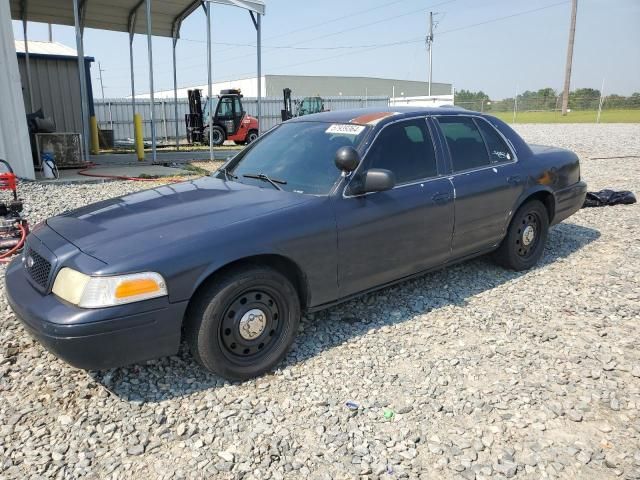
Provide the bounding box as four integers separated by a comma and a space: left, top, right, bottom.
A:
11, 0, 265, 163
9, 0, 264, 37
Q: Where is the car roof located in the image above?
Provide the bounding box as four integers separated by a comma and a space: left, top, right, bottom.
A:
288, 106, 479, 126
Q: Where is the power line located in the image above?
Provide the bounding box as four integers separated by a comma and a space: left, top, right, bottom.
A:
106, 0, 571, 90
174, 0, 572, 80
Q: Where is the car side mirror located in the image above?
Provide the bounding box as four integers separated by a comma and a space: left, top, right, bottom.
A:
363, 168, 395, 193
335, 146, 361, 173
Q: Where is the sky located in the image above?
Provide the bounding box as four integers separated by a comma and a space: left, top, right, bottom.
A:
12, 0, 640, 100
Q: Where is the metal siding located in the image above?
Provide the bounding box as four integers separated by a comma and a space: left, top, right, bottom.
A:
16, 56, 86, 133
265, 75, 451, 98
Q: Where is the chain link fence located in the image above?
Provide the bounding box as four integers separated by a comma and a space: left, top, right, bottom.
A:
455, 94, 640, 121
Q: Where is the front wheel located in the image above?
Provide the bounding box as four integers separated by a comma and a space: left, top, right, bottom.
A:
186, 266, 301, 380
203, 126, 226, 146
493, 199, 549, 271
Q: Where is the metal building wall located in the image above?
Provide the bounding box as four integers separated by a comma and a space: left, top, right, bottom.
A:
16, 54, 94, 133
264, 75, 452, 98
0, 2, 33, 179
94, 96, 390, 142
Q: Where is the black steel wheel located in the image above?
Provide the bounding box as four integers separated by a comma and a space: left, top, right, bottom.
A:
219, 289, 283, 363
494, 199, 549, 271
515, 211, 541, 259
186, 266, 300, 380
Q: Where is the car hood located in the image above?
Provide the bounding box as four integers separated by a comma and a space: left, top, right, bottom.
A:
46, 177, 311, 263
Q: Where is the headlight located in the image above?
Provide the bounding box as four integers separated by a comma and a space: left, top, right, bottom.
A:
52, 268, 168, 308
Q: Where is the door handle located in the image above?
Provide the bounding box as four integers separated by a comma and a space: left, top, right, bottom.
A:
432, 192, 451, 204
507, 175, 522, 185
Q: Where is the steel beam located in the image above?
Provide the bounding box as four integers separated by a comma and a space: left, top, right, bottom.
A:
250, 11, 261, 135
146, 0, 157, 162
19, 1, 34, 113
172, 37, 179, 149
206, 2, 213, 161
72, 0, 90, 161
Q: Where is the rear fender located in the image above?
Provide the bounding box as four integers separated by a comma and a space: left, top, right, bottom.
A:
503, 185, 555, 235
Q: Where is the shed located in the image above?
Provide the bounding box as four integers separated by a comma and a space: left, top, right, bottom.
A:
15, 40, 95, 135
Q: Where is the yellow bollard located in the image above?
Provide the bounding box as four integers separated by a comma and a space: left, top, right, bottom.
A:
133, 113, 145, 161
90, 116, 100, 155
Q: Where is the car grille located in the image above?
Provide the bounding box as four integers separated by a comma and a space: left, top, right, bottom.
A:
25, 248, 52, 289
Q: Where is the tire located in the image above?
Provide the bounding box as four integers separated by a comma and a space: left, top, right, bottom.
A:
494, 199, 549, 271
203, 126, 225, 146
246, 130, 259, 144
186, 266, 301, 380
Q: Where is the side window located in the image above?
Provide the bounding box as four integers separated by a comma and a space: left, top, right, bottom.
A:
366, 119, 438, 184
233, 97, 243, 114
438, 116, 490, 171
217, 98, 233, 117
476, 119, 513, 163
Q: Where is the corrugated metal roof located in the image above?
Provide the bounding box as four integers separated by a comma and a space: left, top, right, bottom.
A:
14, 40, 77, 57
9, 0, 265, 38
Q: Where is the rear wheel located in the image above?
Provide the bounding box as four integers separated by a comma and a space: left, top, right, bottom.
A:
494, 199, 549, 271
186, 266, 301, 380
246, 130, 259, 144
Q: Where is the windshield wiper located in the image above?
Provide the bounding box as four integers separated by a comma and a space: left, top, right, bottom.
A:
242, 173, 287, 191
218, 167, 237, 180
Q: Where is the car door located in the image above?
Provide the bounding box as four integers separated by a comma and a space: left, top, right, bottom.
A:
333, 117, 454, 297
435, 115, 524, 259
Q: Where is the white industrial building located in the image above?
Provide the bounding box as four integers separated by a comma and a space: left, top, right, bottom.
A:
140, 74, 453, 100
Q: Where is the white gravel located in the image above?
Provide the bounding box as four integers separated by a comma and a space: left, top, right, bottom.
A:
1, 124, 639, 480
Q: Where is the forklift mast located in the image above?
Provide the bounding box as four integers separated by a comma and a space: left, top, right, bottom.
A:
281, 88, 293, 121
185, 89, 205, 144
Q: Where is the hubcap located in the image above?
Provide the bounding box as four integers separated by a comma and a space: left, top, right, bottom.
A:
515, 212, 540, 257
238, 308, 267, 340
219, 289, 282, 360
522, 225, 535, 246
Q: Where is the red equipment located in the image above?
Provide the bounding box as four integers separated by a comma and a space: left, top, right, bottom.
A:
185, 89, 259, 146
0, 160, 28, 263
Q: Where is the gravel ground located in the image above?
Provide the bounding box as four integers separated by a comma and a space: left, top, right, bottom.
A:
1, 124, 639, 480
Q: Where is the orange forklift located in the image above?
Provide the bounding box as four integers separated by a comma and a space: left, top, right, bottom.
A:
185, 89, 259, 146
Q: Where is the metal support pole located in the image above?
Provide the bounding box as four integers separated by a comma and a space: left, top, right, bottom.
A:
427, 11, 433, 97
162, 98, 168, 142
172, 37, 179, 149
256, 13, 261, 135
21, 12, 34, 113
129, 33, 135, 121
596, 78, 605, 124
146, 0, 157, 162
73, 0, 90, 161
207, 2, 213, 161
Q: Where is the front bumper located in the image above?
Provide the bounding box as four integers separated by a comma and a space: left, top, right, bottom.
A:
553, 181, 588, 225
5, 257, 188, 370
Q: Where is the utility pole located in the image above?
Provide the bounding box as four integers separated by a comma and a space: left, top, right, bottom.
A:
48, 24, 53, 42
561, 0, 578, 115
426, 11, 434, 96
97, 62, 106, 102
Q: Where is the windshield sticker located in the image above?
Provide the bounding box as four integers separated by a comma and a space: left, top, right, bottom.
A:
325, 124, 366, 135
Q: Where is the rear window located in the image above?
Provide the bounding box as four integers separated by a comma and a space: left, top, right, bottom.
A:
476, 119, 513, 163
438, 117, 490, 172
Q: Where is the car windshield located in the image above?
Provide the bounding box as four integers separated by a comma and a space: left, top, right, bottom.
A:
226, 121, 369, 195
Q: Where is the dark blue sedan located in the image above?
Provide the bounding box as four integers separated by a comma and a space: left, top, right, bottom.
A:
5, 107, 587, 379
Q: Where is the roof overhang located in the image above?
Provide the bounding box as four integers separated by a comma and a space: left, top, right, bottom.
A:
10, 0, 264, 38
